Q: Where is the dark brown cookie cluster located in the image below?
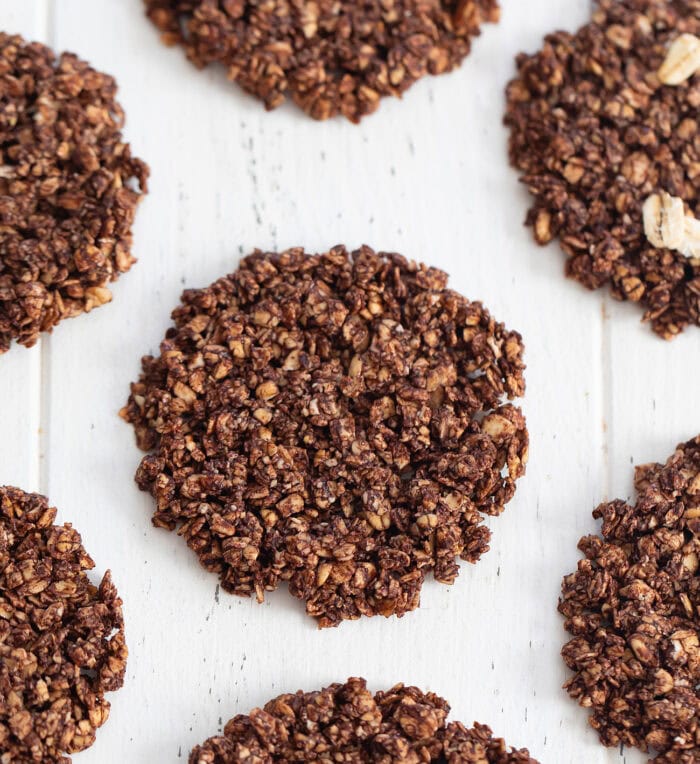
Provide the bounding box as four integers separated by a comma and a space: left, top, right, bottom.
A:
560, 435, 700, 763
505, 0, 700, 339
144, 0, 500, 122
189, 677, 539, 763
0, 33, 149, 353
0, 487, 127, 763
121, 245, 527, 627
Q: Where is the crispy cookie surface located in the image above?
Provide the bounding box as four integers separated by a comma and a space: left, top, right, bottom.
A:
0, 33, 148, 353
144, 0, 499, 122
189, 677, 539, 763
122, 245, 527, 626
0, 487, 126, 763
560, 436, 700, 762
505, 0, 700, 338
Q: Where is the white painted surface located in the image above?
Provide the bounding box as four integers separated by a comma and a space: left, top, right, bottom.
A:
0, 1, 698, 762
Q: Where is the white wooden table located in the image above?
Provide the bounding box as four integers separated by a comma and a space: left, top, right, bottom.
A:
1, 1, 698, 762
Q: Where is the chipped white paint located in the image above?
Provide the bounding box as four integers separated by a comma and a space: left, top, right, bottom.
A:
0, 1, 697, 762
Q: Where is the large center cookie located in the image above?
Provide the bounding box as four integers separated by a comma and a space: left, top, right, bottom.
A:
122, 246, 527, 627
144, 0, 500, 122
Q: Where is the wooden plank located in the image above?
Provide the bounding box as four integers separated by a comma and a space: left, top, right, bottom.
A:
0, 4, 45, 494
589, 295, 700, 764
0, 1, 47, 42
3, 0, 655, 762
605, 296, 700, 526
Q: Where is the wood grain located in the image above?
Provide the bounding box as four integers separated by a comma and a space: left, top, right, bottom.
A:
1, 0, 698, 762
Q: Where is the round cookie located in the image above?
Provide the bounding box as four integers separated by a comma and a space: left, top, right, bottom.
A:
0, 33, 149, 353
560, 435, 700, 762
505, 0, 700, 339
0, 487, 127, 762
144, 0, 500, 122
122, 245, 528, 627
189, 677, 540, 763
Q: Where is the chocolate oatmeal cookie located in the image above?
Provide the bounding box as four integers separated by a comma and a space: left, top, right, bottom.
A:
0, 33, 148, 353
505, 0, 700, 338
189, 677, 539, 763
144, 0, 500, 123
0, 487, 127, 763
560, 435, 700, 762
122, 245, 527, 627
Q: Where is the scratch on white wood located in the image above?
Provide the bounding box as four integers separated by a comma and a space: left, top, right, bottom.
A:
0, 0, 697, 763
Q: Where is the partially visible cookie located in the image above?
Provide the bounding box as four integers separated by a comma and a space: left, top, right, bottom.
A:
505, 0, 700, 338
0, 487, 127, 762
122, 245, 527, 627
0, 33, 149, 353
189, 677, 540, 763
560, 435, 700, 762
144, 0, 500, 122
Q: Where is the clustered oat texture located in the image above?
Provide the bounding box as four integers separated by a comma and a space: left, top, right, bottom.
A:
0, 33, 149, 353
143, 0, 500, 123
189, 677, 540, 763
505, 0, 700, 339
560, 435, 700, 763
0, 487, 126, 763
122, 246, 527, 627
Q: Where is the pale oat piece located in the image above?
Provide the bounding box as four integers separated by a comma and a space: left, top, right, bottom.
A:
682, 216, 700, 257
644, 192, 700, 258
189, 678, 540, 763
643, 193, 686, 250
505, 0, 700, 339
0, 487, 126, 763
122, 246, 527, 627
560, 435, 700, 763
0, 33, 148, 353
143, 0, 500, 123
658, 33, 700, 84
